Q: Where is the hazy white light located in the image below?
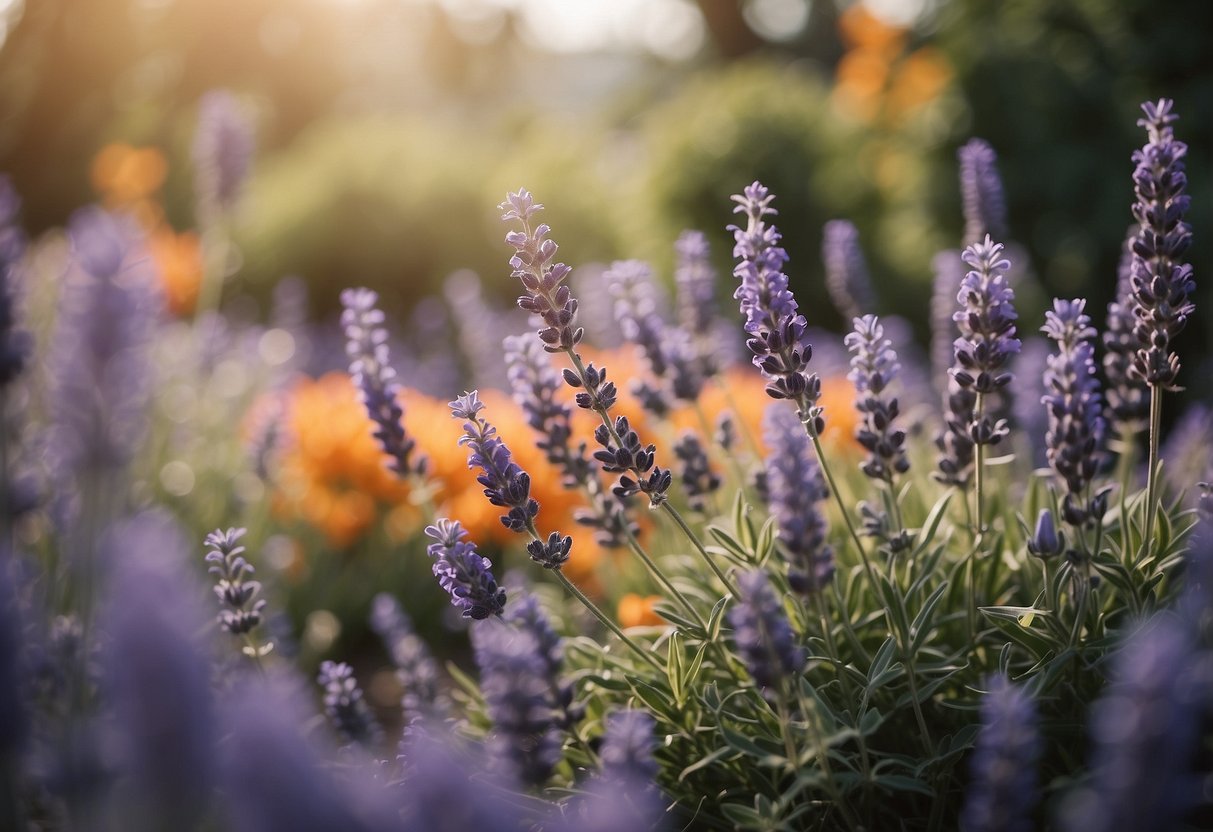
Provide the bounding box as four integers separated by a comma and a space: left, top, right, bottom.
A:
743, 0, 809, 42
640, 0, 705, 61
159, 460, 196, 497
862, 0, 931, 27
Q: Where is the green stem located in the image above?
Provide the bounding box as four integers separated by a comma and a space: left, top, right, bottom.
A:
806, 429, 879, 595
792, 686, 863, 832
973, 392, 986, 538
661, 501, 738, 597
554, 571, 662, 672
1140, 385, 1162, 563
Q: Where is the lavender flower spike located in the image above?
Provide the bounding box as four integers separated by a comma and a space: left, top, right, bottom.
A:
369, 593, 443, 724
424, 519, 506, 619
1127, 99, 1194, 390
450, 390, 571, 569
0, 177, 29, 387
192, 89, 254, 218
763, 405, 833, 595
674, 230, 720, 370
600, 709, 658, 784
500, 189, 582, 353
316, 660, 381, 748
958, 138, 1008, 246
960, 675, 1040, 832
729, 182, 823, 431
845, 314, 909, 482
729, 569, 804, 698
1103, 233, 1150, 432
1042, 299, 1108, 525
822, 220, 877, 321
204, 527, 268, 641
341, 287, 426, 478
950, 236, 1020, 446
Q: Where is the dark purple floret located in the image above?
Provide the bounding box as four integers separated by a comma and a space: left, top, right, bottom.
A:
958, 138, 1008, 246
763, 405, 833, 595
592, 415, 673, 506
1060, 617, 1209, 832
960, 675, 1040, 832
1126, 99, 1194, 391
845, 314, 909, 482
192, 89, 254, 218
1027, 508, 1065, 558
600, 709, 658, 784
1042, 299, 1108, 525
0, 176, 29, 387
673, 432, 720, 513
204, 527, 268, 638
317, 660, 381, 748
424, 519, 506, 620
500, 189, 583, 353
729, 569, 804, 697
729, 182, 823, 430
822, 220, 877, 321
451, 390, 540, 534
1103, 233, 1150, 432
950, 236, 1020, 445
340, 287, 426, 479
369, 593, 443, 723
471, 618, 562, 787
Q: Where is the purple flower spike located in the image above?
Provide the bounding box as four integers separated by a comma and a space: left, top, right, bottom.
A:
500, 189, 583, 353
729, 182, 823, 430
763, 405, 833, 595
1042, 299, 1108, 525
822, 220, 877, 321
424, 519, 506, 620
192, 89, 254, 217
729, 569, 804, 698
316, 660, 381, 748
1103, 233, 1150, 432
340, 287, 427, 479
673, 432, 720, 513
204, 527, 267, 639
958, 138, 1008, 246
960, 676, 1040, 832
0, 176, 29, 387
369, 593, 444, 724
1127, 99, 1194, 390
674, 230, 721, 376
950, 236, 1020, 446
600, 709, 658, 784
845, 315, 909, 482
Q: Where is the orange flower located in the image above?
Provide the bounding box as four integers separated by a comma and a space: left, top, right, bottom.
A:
837, 5, 905, 55
147, 227, 204, 316
886, 48, 953, 119
618, 593, 665, 628
90, 143, 167, 225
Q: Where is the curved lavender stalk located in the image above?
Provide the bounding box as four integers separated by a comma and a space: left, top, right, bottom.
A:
204, 528, 271, 658
424, 519, 507, 620
845, 315, 909, 483
1041, 299, 1108, 526
958, 138, 1008, 247
822, 220, 877, 321
316, 660, 382, 748
763, 405, 833, 595
340, 288, 427, 480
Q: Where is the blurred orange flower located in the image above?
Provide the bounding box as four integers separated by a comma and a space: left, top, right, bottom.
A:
146, 228, 204, 316
618, 593, 665, 628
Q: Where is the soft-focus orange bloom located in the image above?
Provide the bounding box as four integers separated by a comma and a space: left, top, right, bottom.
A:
147, 228, 204, 316
886, 48, 953, 119
618, 593, 665, 628
91, 143, 168, 208
837, 5, 905, 55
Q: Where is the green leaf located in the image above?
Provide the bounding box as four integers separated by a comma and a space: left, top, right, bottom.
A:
867, 636, 897, 685
708, 595, 731, 642
707, 525, 749, 561
720, 803, 766, 827
914, 491, 954, 557
652, 601, 705, 637
667, 631, 686, 705
629, 678, 676, 718
873, 774, 935, 797
909, 582, 949, 653
718, 723, 785, 766
678, 746, 736, 781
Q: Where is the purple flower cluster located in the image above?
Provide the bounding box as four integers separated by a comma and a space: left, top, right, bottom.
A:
592, 414, 673, 506
958, 138, 1008, 246
451, 390, 571, 569
424, 519, 506, 620
471, 618, 562, 786
822, 220, 876, 321
192, 89, 254, 218
845, 314, 909, 482
729, 182, 823, 431
316, 660, 381, 748
1126, 99, 1194, 390
763, 405, 833, 595
600, 709, 658, 784
0, 177, 29, 387
1102, 235, 1150, 432
960, 676, 1040, 832
672, 433, 720, 513
1041, 299, 1108, 525
674, 230, 722, 376
340, 287, 426, 479
369, 593, 443, 724
204, 527, 266, 638
506, 593, 582, 729
729, 569, 804, 698
500, 189, 582, 353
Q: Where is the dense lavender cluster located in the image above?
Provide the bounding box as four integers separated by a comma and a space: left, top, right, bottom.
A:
958, 138, 1008, 246
592, 414, 673, 506
729, 569, 804, 697
1042, 300, 1108, 525
501, 189, 583, 353
1125, 99, 1194, 390
845, 314, 909, 482
960, 676, 1040, 832
316, 660, 381, 747
672, 433, 720, 513
822, 220, 876, 321
424, 519, 507, 620
729, 182, 823, 432
203, 527, 267, 638
341, 287, 426, 478
192, 89, 254, 217
763, 405, 833, 595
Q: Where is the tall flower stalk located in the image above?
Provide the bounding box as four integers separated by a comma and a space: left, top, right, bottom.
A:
1125, 99, 1194, 555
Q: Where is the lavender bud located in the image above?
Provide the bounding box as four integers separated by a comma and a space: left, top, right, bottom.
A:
340, 287, 426, 478
192, 90, 254, 218
1027, 509, 1064, 558
729, 569, 804, 698
715, 412, 736, 452
1126, 99, 1194, 390
673, 432, 720, 513
316, 660, 381, 748
592, 415, 672, 506
424, 519, 506, 620
960, 676, 1040, 832
729, 182, 822, 426
763, 405, 833, 595
504, 333, 592, 487
822, 220, 877, 321
451, 390, 541, 535
471, 618, 562, 786
1042, 299, 1108, 525
204, 527, 269, 640
845, 314, 910, 482
958, 138, 1008, 246
600, 709, 658, 784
